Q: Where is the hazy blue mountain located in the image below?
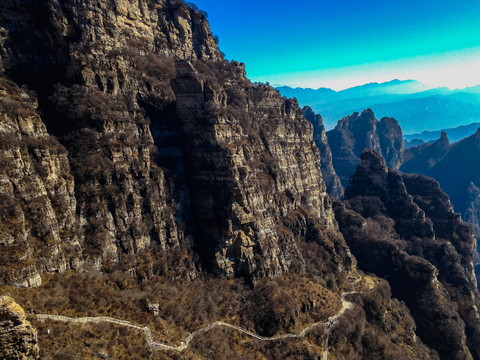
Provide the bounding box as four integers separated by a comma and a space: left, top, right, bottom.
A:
336, 79, 430, 98
401, 129, 480, 215
277, 81, 480, 132
370, 93, 480, 133
404, 122, 480, 143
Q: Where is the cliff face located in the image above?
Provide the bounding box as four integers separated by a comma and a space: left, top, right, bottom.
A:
0, 0, 221, 84
1, 1, 479, 359
401, 130, 480, 276
171, 61, 346, 277
401, 131, 451, 175
326, 109, 404, 187
335, 150, 480, 360
0, 0, 351, 284
465, 183, 480, 286
0, 296, 39, 359
0, 79, 82, 287
302, 106, 343, 198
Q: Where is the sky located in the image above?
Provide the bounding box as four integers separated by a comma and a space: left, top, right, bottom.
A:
192, 0, 480, 90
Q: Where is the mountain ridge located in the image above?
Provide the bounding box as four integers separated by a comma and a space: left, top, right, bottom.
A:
278, 81, 480, 132
1, 1, 479, 359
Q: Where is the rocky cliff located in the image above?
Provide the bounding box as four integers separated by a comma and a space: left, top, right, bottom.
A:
326, 109, 404, 187
0, 0, 352, 283
0, 1, 479, 359
302, 106, 343, 197
465, 183, 480, 286
0, 296, 39, 359
0, 78, 82, 287
401, 131, 451, 175
334, 150, 480, 360
401, 130, 480, 275
171, 61, 348, 277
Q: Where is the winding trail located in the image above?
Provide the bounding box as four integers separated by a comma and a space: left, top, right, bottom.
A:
34, 277, 360, 354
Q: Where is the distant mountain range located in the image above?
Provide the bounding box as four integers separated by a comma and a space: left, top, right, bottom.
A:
404, 122, 480, 143
277, 80, 480, 133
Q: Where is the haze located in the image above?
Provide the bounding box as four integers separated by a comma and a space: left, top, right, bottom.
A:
193, 0, 480, 90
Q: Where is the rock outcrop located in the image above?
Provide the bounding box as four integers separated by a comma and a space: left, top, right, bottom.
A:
401, 131, 451, 175
0, 79, 82, 287
401, 130, 480, 275
1, 1, 479, 359
465, 183, 480, 287
327, 109, 404, 187
0, 0, 351, 284
170, 60, 349, 277
335, 150, 480, 360
0, 296, 39, 359
302, 106, 343, 197
402, 129, 480, 216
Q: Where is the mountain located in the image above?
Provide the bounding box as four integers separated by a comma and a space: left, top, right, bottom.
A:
276, 86, 336, 106
1, 1, 479, 359
278, 79, 429, 105
335, 150, 480, 359
369, 93, 480, 133
315, 107, 480, 289
401, 129, 480, 216
326, 109, 404, 187
277, 83, 480, 132
337, 79, 430, 98
335, 150, 480, 360
404, 122, 480, 143
302, 106, 343, 197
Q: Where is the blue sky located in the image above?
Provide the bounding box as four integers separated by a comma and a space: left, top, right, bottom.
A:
193, 0, 480, 90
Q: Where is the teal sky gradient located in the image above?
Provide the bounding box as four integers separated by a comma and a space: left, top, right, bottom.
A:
192, 0, 480, 90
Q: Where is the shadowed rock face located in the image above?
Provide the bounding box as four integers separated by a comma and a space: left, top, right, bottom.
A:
170, 61, 350, 278
335, 150, 480, 360
401, 131, 451, 175
465, 183, 480, 286
326, 109, 404, 187
0, 0, 352, 284
402, 129, 480, 216
1, 1, 479, 359
401, 130, 480, 276
302, 106, 343, 198
0, 296, 39, 359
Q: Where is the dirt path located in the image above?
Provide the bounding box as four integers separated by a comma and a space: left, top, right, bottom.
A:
34, 277, 360, 354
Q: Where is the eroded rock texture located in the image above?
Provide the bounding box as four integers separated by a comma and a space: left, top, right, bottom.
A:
0, 79, 82, 287
0, 1, 479, 359
0, 0, 351, 284
327, 109, 404, 187
302, 106, 343, 198
335, 150, 480, 360
0, 296, 39, 359
172, 61, 345, 277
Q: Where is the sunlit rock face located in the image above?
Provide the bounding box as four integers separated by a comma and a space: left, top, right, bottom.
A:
0, 296, 40, 360
0, 0, 352, 283
1, 1, 479, 359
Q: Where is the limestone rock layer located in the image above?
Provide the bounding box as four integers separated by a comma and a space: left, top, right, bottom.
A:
0, 296, 39, 359
0, 0, 349, 283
